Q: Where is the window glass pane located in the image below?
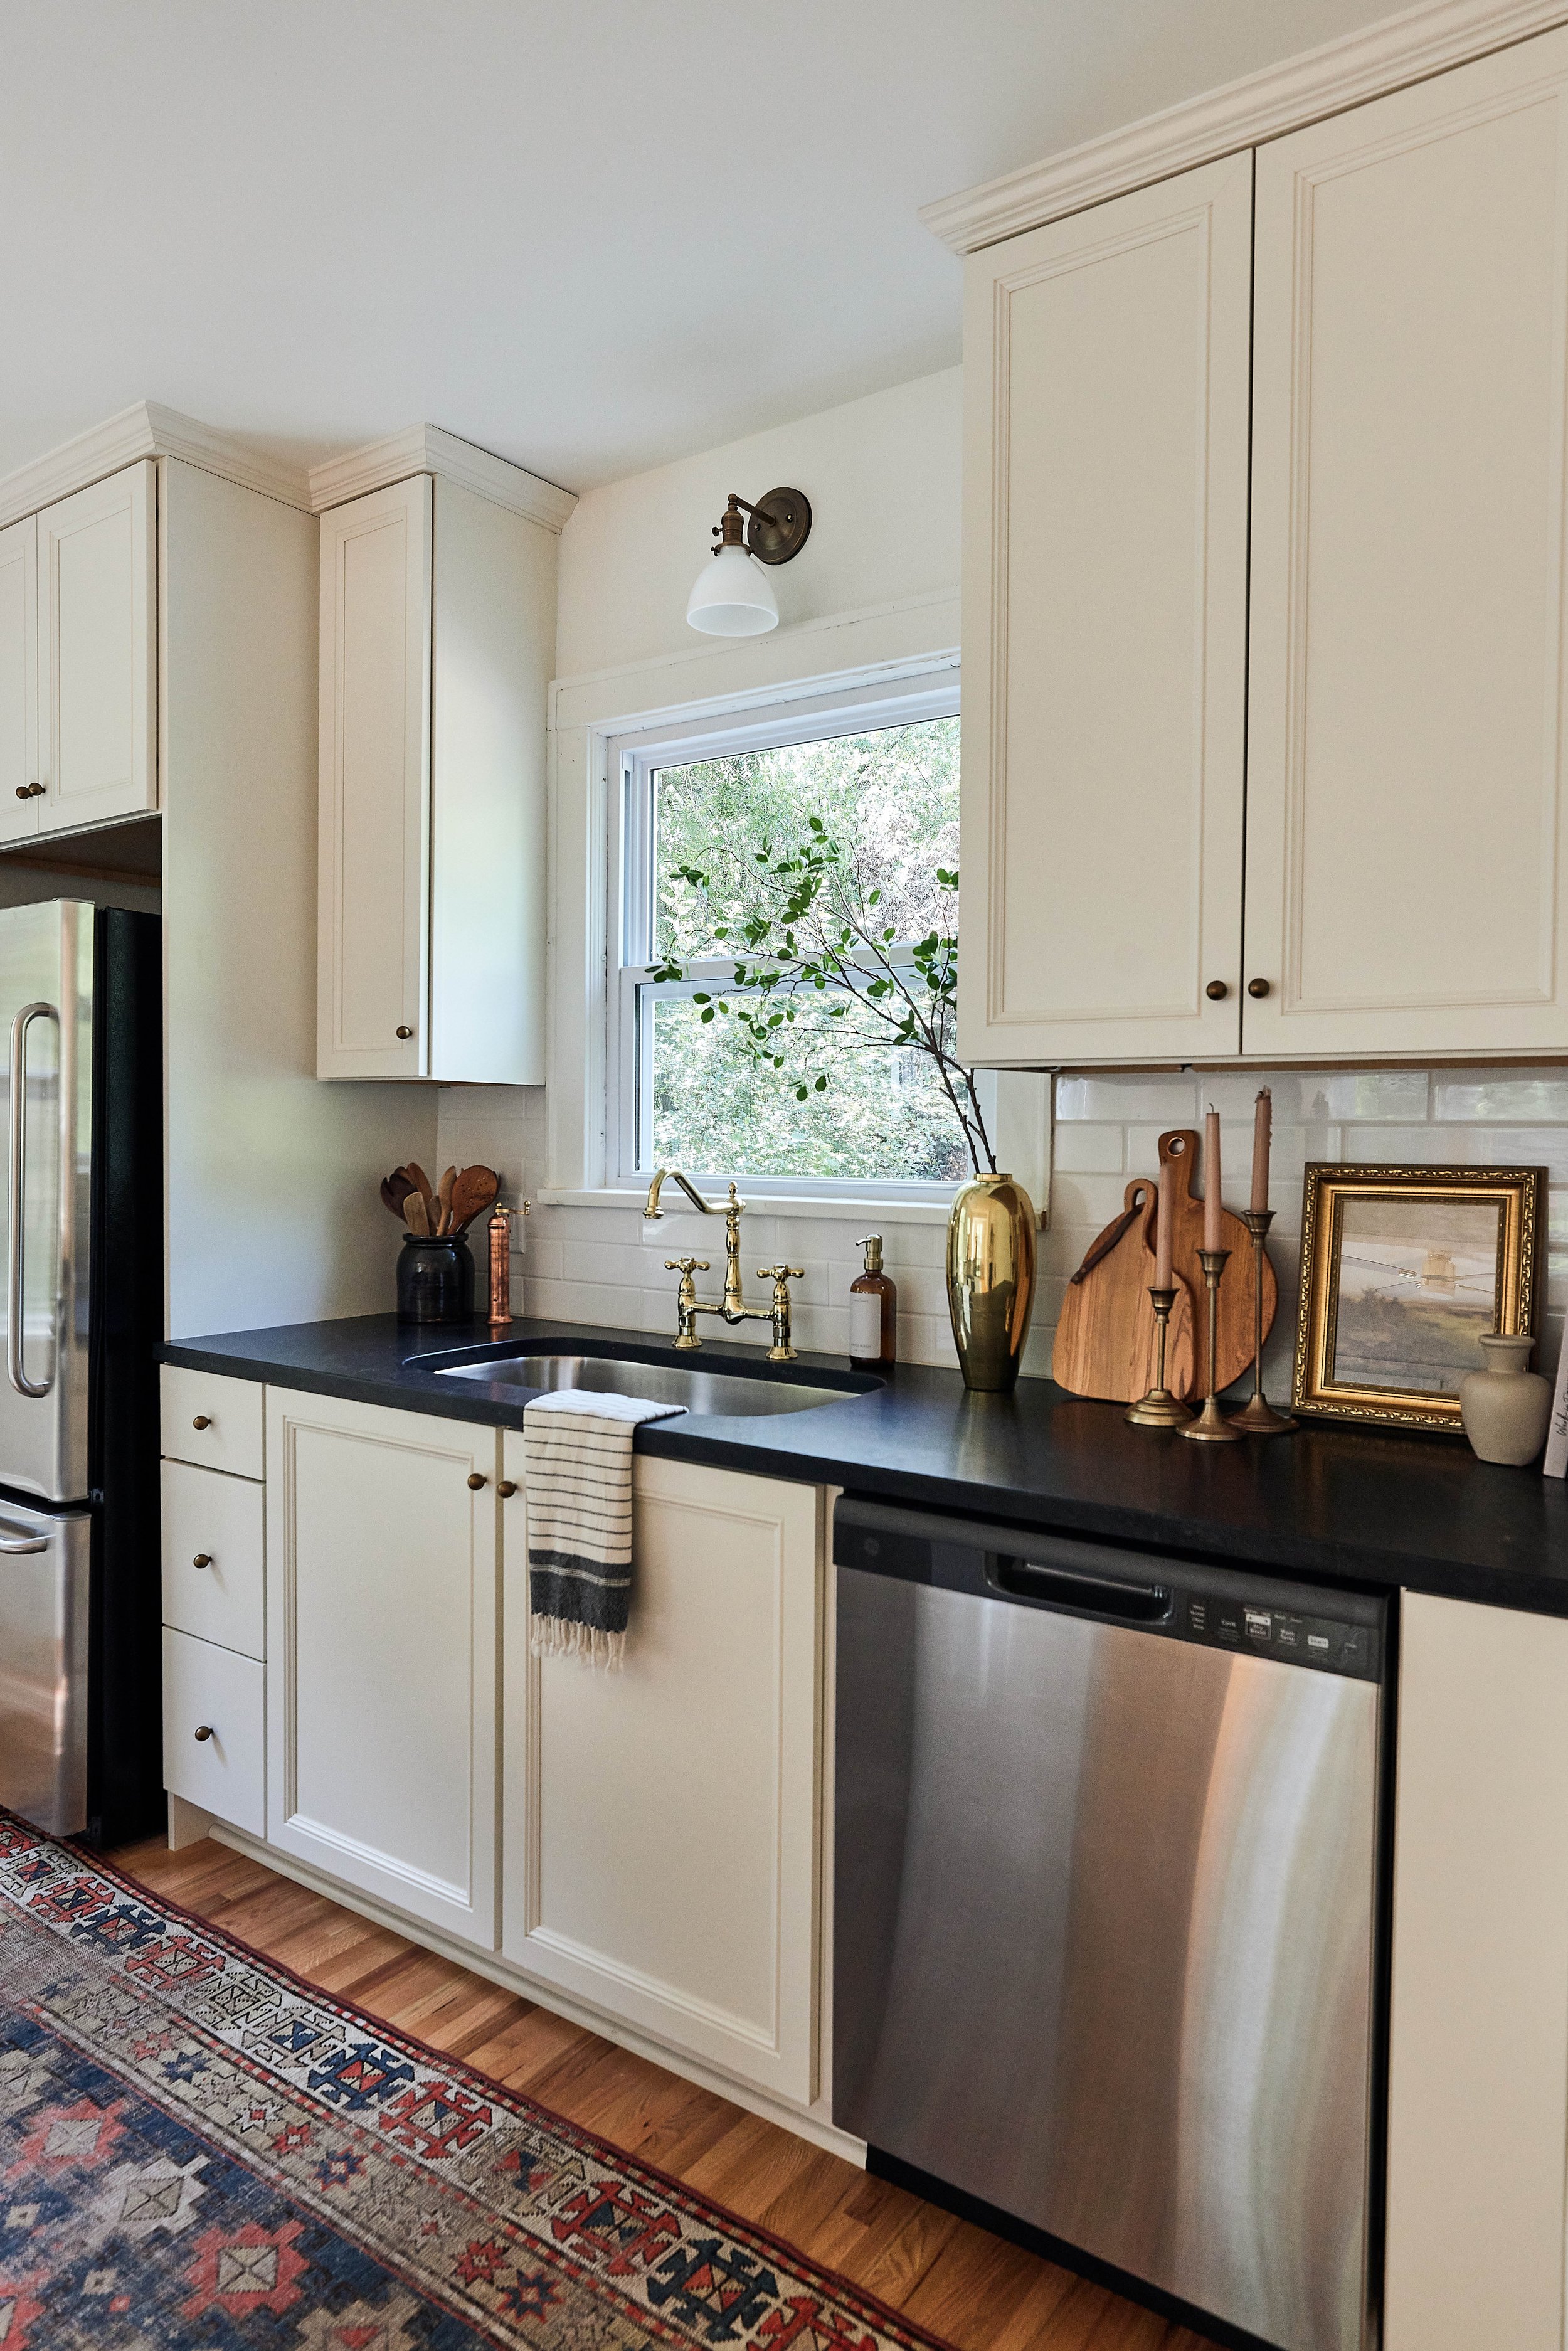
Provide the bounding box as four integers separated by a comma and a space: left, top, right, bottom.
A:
652, 718, 958, 961
647, 985, 969, 1184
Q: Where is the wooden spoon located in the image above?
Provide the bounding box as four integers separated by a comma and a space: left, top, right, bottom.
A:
450, 1165, 499, 1233
437, 1165, 457, 1238
405, 1188, 431, 1238
380, 1174, 414, 1219
403, 1163, 436, 1217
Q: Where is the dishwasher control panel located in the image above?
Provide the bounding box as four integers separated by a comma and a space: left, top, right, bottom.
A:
1177, 1591, 1378, 1680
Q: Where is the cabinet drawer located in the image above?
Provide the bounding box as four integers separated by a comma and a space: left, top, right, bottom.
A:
162, 1628, 264, 1836
160, 1367, 263, 1480
161, 1460, 264, 1661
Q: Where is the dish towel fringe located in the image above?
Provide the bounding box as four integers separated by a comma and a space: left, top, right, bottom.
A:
523, 1388, 686, 1670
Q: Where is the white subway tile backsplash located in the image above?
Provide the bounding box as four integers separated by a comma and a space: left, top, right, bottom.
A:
1433, 1071, 1568, 1122
1052, 1123, 1125, 1174
1056, 1075, 1200, 1123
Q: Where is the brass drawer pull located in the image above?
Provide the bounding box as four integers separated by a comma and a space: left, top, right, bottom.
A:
192, 1414, 211, 1430
497, 1480, 518, 1499
193, 1724, 214, 1743
1205, 980, 1229, 1001
396, 1025, 414, 1039
1247, 977, 1271, 999
192, 1553, 212, 1570
467, 1472, 487, 1490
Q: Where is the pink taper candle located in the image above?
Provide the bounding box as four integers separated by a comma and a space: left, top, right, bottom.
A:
1155, 1159, 1173, 1290
1251, 1087, 1272, 1214
1204, 1108, 1222, 1251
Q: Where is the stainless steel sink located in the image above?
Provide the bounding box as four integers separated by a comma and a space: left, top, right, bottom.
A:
431, 1351, 875, 1418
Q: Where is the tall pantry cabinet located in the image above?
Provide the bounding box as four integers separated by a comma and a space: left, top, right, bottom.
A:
958, 23, 1568, 1067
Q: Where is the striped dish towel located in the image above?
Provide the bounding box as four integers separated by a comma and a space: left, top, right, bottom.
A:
523, 1389, 686, 1670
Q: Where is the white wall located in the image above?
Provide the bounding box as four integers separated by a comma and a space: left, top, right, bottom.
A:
555, 368, 961, 679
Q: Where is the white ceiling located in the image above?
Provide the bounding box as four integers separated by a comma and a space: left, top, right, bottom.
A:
3, 0, 1406, 494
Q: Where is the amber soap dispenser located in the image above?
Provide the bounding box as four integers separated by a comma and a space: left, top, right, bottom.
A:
849, 1234, 896, 1369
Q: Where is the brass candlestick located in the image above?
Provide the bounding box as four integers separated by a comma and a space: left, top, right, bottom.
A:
1228, 1207, 1295, 1435
1126, 1287, 1192, 1427
1180, 1248, 1244, 1443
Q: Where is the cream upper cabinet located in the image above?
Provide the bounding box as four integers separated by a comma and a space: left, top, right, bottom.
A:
1245, 28, 1568, 1059
0, 517, 37, 846
264, 1388, 499, 1948
317, 471, 554, 1082
36, 461, 157, 833
500, 1442, 825, 2105
958, 151, 1253, 1066
0, 465, 154, 846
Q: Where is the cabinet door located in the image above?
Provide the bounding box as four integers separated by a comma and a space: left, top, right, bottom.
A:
501, 1443, 824, 2104
1385, 1592, 1568, 2351
317, 476, 432, 1078
265, 1389, 498, 1947
36, 460, 156, 833
1247, 29, 1568, 1058
958, 152, 1252, 1066
0, 516, 38, 844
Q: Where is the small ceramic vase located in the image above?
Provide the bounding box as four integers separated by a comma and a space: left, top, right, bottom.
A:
1459, 1333, 1552, 1467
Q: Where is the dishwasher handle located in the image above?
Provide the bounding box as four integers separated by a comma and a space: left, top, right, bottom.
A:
988, 1552, 1172, 1621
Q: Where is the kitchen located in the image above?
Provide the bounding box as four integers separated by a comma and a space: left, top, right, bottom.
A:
1, 5, 1565, 2349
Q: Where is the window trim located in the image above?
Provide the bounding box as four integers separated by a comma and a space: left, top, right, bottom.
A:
606, 674, 965, 1203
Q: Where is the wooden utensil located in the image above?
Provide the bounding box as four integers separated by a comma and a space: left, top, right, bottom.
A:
437, 1166, 457, 1237
380, 1173, 415, 1219
1052, 1177, 1197, 1403
405, 1188, 431, 1238
450, 1165, 499, 1233
403, 1163, 436, 1217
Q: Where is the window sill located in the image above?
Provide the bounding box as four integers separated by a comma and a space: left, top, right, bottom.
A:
535, 1186, 958, 1226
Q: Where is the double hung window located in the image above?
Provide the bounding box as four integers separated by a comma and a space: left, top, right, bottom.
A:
610, 678, 965, 1200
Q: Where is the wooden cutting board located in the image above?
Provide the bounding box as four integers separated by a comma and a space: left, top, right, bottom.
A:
1052, 1174, 1197, 1403
1052, 1128, 1277, 1403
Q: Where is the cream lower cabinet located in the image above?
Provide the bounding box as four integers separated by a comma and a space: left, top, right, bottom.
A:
1385, 1591, 1568, 2351
499, 1438, 825, 2106
263, 1389, 499, 1950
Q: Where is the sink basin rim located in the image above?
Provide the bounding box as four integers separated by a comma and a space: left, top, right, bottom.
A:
419, 1343, 881, 1418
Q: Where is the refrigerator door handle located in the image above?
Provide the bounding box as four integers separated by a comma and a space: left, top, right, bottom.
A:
0, 1530, 49, 1554
8, 1001, 58, 1401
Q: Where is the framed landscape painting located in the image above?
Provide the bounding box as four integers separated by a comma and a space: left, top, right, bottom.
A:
1293, 1165, 1545, 1432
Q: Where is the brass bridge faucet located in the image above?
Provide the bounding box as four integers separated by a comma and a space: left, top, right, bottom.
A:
644, 1168, 802, 1361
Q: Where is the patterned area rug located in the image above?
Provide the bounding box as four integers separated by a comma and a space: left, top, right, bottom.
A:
0, 1816, 951, 2350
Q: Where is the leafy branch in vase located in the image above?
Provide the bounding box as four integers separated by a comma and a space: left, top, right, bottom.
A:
649, 815, 996, 1179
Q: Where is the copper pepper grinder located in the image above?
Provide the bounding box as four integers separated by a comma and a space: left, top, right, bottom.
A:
487, 1202, 526, 1329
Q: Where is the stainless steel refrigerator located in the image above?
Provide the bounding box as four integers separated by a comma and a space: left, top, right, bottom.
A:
0, 901, 162, 1844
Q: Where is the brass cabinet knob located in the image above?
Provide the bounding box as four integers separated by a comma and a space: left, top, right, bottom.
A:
1247, 977, 1271, 999
1205, 980, 1229, 1001
497, 1480, 518, 1499
192, 1414, 211, 1430
13, 787, 28, 803
396, 1025, 414, 1039
193, 1724, 213, 1743
467, 1472, 487, 1490
192, 1553, 212, 1570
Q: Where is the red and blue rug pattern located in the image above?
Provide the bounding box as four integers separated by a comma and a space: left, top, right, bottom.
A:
0, 1817, 950, 2350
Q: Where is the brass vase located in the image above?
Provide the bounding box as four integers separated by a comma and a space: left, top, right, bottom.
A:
946, 1171, 1037, 1392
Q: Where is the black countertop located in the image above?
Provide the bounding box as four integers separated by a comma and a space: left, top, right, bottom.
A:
159, 1313, 1568, 1616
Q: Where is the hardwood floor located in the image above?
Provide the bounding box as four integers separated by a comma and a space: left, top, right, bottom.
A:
111, 1833, 1219, 2351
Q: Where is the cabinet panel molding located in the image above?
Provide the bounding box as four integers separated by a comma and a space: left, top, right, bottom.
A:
960, 151, 1252, 1066
265, 1389, 499, 1948
501, 1441, 823, 2103
1247, 27, 1568, 1057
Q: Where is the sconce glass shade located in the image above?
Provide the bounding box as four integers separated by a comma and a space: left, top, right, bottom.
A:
686, 544, 780, 637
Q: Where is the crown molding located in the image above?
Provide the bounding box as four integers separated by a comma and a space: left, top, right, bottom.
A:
307, 424, 577, 533
921, 0, 1568, 252
0, 401, 314, 531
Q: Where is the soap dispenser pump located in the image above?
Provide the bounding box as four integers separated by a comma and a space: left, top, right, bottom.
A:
849, 1234, 896, 1371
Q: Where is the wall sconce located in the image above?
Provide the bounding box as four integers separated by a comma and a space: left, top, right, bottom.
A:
686, 489, 812, 637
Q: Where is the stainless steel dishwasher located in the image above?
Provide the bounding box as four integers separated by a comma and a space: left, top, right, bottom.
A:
832, 1496, 1387, 2351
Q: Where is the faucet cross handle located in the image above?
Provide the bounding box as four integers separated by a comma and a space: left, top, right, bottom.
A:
757, 1265, 805, 1283
757, 1265, 805, 1364
665, 1256, 711, 1274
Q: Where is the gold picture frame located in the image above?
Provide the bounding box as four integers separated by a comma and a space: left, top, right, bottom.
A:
1293, 1164, 1545, 1433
